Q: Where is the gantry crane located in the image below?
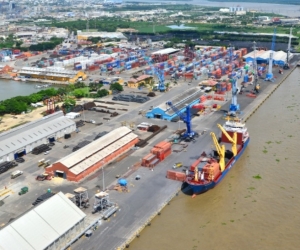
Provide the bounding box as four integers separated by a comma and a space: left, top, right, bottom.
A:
210, 132, 225, 172
265, 28, 277, 81
166, 101, 197, 140
284, 27, 292, 70
228, 45, 240, 115
217, 124, 237, 156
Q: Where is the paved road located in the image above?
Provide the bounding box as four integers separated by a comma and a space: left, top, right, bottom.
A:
0, 55, 297, 248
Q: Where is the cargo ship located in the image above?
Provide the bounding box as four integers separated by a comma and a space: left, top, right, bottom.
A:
186, 116, 250, 195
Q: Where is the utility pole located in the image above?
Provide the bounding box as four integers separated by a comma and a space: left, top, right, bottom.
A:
253, 41, 259, 88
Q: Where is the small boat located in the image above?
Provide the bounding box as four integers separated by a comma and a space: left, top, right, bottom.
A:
21, 78, 26, 82
13, 77, 21, 81
297, 61, 300, 67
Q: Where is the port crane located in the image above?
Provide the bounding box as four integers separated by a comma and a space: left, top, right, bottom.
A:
283, 27, 292, 70
228, 45, 241, 115
265, 28, 277, 81
166, 101, 197, 140
153, 67, 165, 92
210, 132, 225, 172
217, 124, 237, 156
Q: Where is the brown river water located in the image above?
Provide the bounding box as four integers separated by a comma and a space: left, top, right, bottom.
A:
130, 68, 300, 250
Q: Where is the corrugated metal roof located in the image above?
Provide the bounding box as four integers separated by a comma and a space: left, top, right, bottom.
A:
152, 48, 180, 55
0, 192, 86, 250
59, 126, 132, 169
70, 132, 138, 175
0, 112, 75, 158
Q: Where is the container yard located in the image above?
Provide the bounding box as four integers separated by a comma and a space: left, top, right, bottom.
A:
0, 36, 298, 250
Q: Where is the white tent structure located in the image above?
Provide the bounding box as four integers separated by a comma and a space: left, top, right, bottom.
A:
243, 50, 293, 66
0, 192, 86, 250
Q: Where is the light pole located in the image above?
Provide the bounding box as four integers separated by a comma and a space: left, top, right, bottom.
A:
101, 161, 105, 191
83, 101, 85, 122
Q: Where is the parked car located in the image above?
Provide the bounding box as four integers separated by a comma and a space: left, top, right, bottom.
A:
44, 151, 49, 155
19, 186, 28, 195
36, 173, 52, 181
173, 162, 183, 169
15, 157, 25, 163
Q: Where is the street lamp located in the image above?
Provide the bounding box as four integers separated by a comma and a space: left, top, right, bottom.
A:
101, 161, 105, 191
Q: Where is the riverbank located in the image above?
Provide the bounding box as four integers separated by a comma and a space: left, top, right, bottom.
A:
71, 57, 299, 250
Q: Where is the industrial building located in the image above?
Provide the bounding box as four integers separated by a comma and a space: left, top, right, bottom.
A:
151, 48, 180, 56
18, 67, 87, 83
0, 192, 86, 250
0, 111, 76, 162
45, 126, 139, 182
146, 87, 202, 121
77, 31, 127, 40
127, 74, 153, 88
243, 50, 293, 65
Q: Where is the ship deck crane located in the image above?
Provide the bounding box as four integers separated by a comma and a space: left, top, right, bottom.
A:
217, 124, 237, 156
166, 101, 197, 140
266, 28, 276, 81
210, 132, 225, 172
283, 27, 292, 70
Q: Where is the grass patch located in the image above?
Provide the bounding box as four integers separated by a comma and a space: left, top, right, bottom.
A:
275, 141, 282, 144
221, 222, 227, 225
276, 159, 280, 162
262, 149, 268, 154
248, 187, 255, 190
230, 220, 235, 222
253, 174, 262, 179
265, 141, 272, 144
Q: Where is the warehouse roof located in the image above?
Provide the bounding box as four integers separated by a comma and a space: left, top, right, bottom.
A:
152, 48, 180, 55
71, 132, 138, 175
157, 87, 202, 115
0, 192, 86, 250
243, 50, 267, 59
0, 112, 75, 158
58, 126, 135, 170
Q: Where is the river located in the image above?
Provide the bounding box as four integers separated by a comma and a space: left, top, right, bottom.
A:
129, 68, 300, 250
0, 79, 43, 101
139, 0, 300, 16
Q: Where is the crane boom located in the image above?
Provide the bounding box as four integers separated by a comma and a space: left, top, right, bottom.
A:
217, 124, 237, 156
167, 101, 195, 139
210, 132, 225, 172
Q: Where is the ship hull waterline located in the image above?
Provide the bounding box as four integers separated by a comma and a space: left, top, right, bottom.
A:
186, 137, 250, 195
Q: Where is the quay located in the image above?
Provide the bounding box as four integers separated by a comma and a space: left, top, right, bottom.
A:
71, 61, 299, 250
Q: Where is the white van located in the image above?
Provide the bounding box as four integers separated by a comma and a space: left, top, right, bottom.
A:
11, 170, 23, 179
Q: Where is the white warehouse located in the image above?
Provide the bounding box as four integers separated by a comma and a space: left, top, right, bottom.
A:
0, 111, 76, 162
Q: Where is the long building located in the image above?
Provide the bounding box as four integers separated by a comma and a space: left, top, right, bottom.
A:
0, 111, 76, 162
45, 126, 139, 182
0, 192, 86, 250
18, 67, 87, 83
146, 87, 202, 121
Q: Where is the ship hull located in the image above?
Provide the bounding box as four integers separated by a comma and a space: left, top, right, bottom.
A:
187, 137, 250, 194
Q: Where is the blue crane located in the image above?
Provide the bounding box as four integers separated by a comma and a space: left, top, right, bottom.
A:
153, 67, 165, 92
166, 101, 197, 140
266, 28, 276, 81
228, 45, 241, 115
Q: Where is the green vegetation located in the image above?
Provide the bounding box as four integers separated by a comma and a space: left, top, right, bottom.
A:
97, 89, 109, 97
0, 88, 59, 115
253, 174, 262, 180
29, 37, 64, 51
109, 82, 123, 92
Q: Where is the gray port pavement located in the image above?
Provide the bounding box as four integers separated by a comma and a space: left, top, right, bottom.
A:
0, 56, 298, 249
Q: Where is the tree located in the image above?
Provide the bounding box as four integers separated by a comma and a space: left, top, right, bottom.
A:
97, 89, 109, 97
73, 89, 86, 98
74, 81, 86, 89
63, 97, 76, 108
109, 82, 123, 92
